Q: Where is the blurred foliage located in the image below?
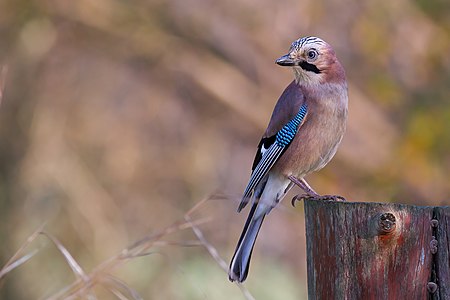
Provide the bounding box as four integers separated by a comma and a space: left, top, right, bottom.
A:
0, 0, 449, 299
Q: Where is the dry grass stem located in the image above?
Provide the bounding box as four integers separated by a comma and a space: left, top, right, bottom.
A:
0, 223, 45, 280
0, 249, 39, 280
0, 65, 7, 106
46, 199, 212, 300
40, 231, 89, 282
185, 215, 256, 300
101, 275, 143, 300
2, 197, 255, 300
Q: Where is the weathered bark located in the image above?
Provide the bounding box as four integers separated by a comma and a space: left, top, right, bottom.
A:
304, 200, 450, 299
434, 207, 450, 299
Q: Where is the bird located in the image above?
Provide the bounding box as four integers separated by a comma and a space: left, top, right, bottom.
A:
228, 36, 348, 283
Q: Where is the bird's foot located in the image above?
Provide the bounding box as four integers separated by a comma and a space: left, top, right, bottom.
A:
291, 194, 346, 206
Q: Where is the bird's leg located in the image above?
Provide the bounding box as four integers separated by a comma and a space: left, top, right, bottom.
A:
288, 176, 319, 196
288, 176, 346, 206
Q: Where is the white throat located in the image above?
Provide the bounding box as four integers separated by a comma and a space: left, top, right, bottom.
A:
293, 67, 320, 85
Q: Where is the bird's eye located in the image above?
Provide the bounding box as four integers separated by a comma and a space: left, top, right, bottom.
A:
307, 49, 318, 61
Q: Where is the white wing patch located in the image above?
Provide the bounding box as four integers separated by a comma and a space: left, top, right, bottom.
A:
260, 144, 269, 156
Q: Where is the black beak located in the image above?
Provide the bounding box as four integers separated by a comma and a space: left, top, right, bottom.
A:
276, 54, 296, 66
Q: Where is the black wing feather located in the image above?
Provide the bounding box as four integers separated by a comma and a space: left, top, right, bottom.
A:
251, 135, 276, 171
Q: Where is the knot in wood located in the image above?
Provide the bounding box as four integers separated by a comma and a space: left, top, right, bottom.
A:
430, 219, 438, 228
378, 213, 396, 235
427, 282, 438, 294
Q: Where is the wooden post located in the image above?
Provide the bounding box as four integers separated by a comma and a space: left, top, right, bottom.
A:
304, 200, 450, 299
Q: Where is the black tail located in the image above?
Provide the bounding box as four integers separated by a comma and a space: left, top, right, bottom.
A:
229, 203, 266, 282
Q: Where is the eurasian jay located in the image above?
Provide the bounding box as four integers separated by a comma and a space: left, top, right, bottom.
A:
229, 36, 348, 283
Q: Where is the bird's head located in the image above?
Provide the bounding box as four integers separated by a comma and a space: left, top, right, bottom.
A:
276, 36, 345, 85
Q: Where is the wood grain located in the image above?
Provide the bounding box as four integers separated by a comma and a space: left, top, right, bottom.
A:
303, 200, 449, 299
434, 207, 450, 299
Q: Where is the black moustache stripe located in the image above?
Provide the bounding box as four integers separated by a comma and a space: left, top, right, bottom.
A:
299, 61, 321, 74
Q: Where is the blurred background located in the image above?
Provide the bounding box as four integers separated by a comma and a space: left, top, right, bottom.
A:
0, 0, 449, 299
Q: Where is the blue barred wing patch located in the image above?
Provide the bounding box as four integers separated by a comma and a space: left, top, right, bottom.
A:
276, 104, 308, 147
